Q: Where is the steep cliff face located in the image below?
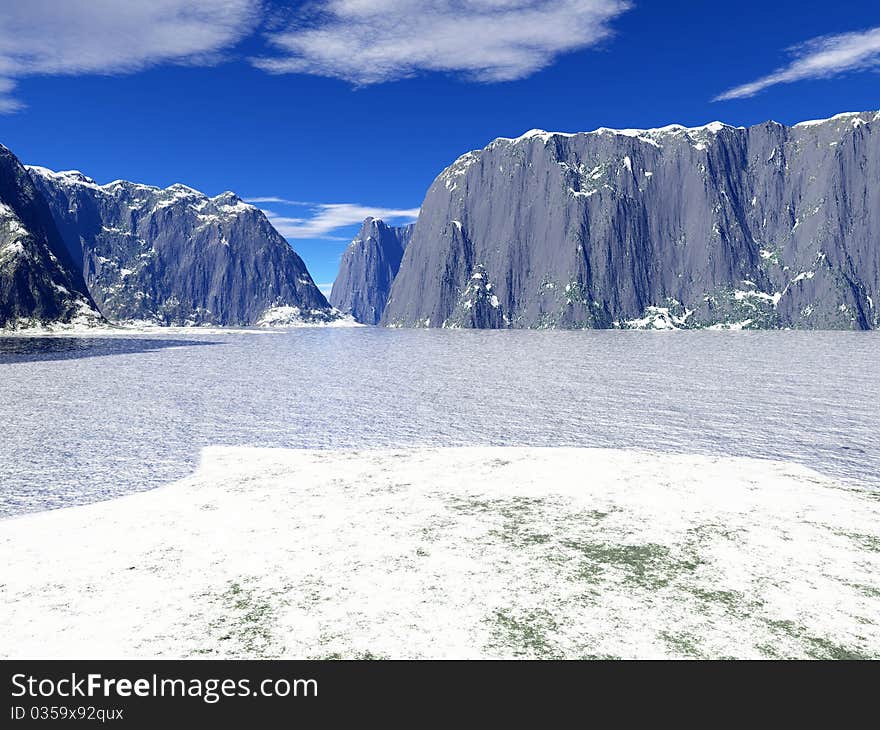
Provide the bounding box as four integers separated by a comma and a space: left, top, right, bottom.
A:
443, 264, 506, 329
0, 146, 101, 329
29, 167, 337, 326
329, 217, 413, 324
382, 112, 880, 330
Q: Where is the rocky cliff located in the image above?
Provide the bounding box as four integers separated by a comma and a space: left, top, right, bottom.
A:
0, 145, 101, 329
330, 217, 412, 324
29, 167, 337, 326
382, 111, 880, 330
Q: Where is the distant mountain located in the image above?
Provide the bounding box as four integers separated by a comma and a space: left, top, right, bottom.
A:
330, 217, 413, 324
0, 145, 102, 329
382, 111, 880, 330
29, 167, 339, 326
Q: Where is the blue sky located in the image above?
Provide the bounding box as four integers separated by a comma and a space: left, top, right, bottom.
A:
0, 1, 878, 290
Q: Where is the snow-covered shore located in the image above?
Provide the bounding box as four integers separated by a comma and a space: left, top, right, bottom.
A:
1, 447, 877, 659
0, 317, 362, 336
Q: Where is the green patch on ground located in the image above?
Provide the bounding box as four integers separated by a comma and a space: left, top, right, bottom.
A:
447, 495, 556, 548
561, 539, 702, 590
490, 529, 552, 546
847, 582, 880, 599
658, 630, 704, 658
193, 579, 285, 658
762, 618, 875, 660
447, 496, 504, 515
687, 587, 752, 615
449, 495, 612, 552
311, 650, 388, 660
833, 530, 880, 553
447, 495, 707, 591
486, 608, 561, 658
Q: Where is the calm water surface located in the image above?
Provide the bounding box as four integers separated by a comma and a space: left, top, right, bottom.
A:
1, 329, 878, 515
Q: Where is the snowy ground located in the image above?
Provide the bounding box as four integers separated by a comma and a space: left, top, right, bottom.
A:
1, 324, 277, 336
0, 317, 361, 336
1, 447, 877, 659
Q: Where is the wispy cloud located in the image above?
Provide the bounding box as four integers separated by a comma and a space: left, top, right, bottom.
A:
0, 79, 23, 114
253, 0, 631, 85
0, 0, 632, 110
243, 196, 314, 205
715, 26, 880, 101
0, 0, 261, 112
250, 199, 420, 238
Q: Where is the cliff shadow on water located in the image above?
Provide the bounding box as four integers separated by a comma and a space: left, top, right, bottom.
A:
0, 336, 217, 364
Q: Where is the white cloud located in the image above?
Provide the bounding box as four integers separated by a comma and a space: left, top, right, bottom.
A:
244, 196, 313, 205
715, 26, 880, 101
252, 200, 419, 238
0, 79, 23, 114
253, 0, 631, 84
0, 0, 261, 112
0, 0, 632, 109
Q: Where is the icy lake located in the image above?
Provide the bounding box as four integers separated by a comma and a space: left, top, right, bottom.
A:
1, 328, 878, 516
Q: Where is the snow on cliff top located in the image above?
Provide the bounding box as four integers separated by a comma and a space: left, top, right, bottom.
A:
494, 121, 742, 147
27, 166, 103, 189
438, 111, 878, 185
792, 110, 879, 128
26, 165, 256, 213
493, 111, 879, 148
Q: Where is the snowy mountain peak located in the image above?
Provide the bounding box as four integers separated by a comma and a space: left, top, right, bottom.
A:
791, 111, 878, 128
212, 190, 253, 207
510, 129, 576, 143
26, 166, 261, 216
26, 166, 101, 188
164, 182, 202, 196
592, 121, 741, 143
28, 161, 338, 327
487, 121, 742, 153
485, 112, 878, 155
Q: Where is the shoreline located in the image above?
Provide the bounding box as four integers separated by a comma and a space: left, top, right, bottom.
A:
0, 320, 364, 337
1, 446, 877, 659
4, 323, 880, 337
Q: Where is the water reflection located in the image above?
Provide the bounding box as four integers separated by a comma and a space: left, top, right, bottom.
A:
0, 337, 216, 363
